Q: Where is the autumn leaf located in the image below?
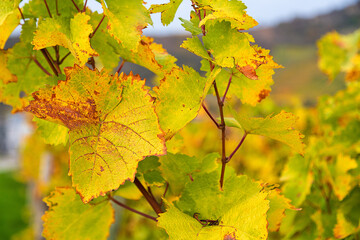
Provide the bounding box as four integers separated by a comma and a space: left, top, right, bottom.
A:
229, 109, 305, 155
101, 0, 152, 51
159, 170, 269, 240
195, 0, 257, 30
154, 65, 220, 140
32, 13, 97, 65
0, 0, 20, 49
150, 0, 183, 26
24, 65, 166, 203
42, 187, 114, 240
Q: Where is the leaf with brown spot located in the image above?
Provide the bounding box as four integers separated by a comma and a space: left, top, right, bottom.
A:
32, 13, 97, 65
24, 65, 166, 203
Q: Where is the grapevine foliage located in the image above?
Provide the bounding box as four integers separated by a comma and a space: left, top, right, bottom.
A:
1, 0, 358, 240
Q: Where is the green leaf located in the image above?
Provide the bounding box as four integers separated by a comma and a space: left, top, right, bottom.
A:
154, 65, 220, 140
0, 0, 20, 25
179, 11, 202, 36
159, 171, 269, 239
32, 13, 98, 66
24, 66, 166, 203
280, 154, 313, 206
181, 36, 212, 61
137, 156, 165, 186
195, 0, 258, 30
159, 153, 219, 195
42, 187, 114, 240
101, 0, 152, 51
33, 117, 69, 146
150, 0, 183, 26
89, 12, 122, 71
230, 109, 305, 155
23, 0, 83, 18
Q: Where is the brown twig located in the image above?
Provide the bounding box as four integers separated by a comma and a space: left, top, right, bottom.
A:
32, 57, 52, 76
226, 133, 247, 163
116, 60, 125, 74
59, 52, 71, 65
221, 73, 233, 103
70, 0, 80, 12
43, 0, 52, 18
90, 15, 105, 38
40, 49, 58, 76
134, 177, 163, 215
55, 0, 59, 16
159, 182, 169, 206
108, 195, 157, 222
82, 0, 88, 12
202, 103, 220, 128
18, 7, 25, 22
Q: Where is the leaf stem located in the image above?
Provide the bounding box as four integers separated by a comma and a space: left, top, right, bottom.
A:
90, 15, 105, 38
108, 195, 157, 222
70, 0, 81, 12
116, 60, 126, 74
40, 49, 58, 76
18, 7, 25, 22
82, 0, 88, 12
55, 0, 59, 16
134, 177, 163, 215
226, 133, 247, 163
59, 51, 71, 64
32, 56, 52, 76
221, 73, 233, 103
159, 182, 169, 206
43, 0, 52, 18
202, 103, 220, 128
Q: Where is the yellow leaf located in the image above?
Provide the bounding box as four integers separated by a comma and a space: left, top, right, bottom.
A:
32, 13, 97, 65
25, 65, 166, 203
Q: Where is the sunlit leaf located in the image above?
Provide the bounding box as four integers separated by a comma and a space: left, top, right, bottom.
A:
33, 117, 69, 146
25, 66, 166, 203
101, 0, 152, 51
0, 4, 20, 49
42, 187, 114, 240
160, 170, 269, 239
195, 0, 258, 30
230, 109, 305, 155
150, 0, 183, 26
32, 13, 98, 65
23, 0, 83, 18
154, 65, 220, 140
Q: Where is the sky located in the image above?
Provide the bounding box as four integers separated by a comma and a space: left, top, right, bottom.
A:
16, 0, 358, 36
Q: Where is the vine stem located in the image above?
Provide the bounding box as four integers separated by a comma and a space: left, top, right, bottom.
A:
108, 195, 157, 222
116, 60, 126, 74
59, 52, 71, 64
43, 0, 52, 18
70, 0, 81, 12
90, 15, 105, 38
40, 49, 58, 76
202, 103, 220, 128
82, 0, 88, 12
32, 57, 52, 76
226, 133, 247, 163
133, 177, 163, 215
18, 7, 25, 22
221, 73, 233, 103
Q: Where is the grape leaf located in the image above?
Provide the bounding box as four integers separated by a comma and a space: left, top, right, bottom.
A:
154, 65, 220, 140
24, 66, 166, 203
1, 19, 59, 111
266, 187, 297, 232
115, 36, 177, 76
229, 109, 305, 155
160, 171, 269, 239
280, 154, 313, 206
33, 117, 69, 146
88, 11, 122, 71
101, 0, 152, 51
32, 13, 98, 66
23, 0, 83, 18
42, 187, 114, 240
159, 153, 219, 195
0, 5, 20, 49
195, 0, 258, 30
150, 0, 183, 26
137, 156, 165, 187
0, 50, 17, 84
179, 11, 202, 36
